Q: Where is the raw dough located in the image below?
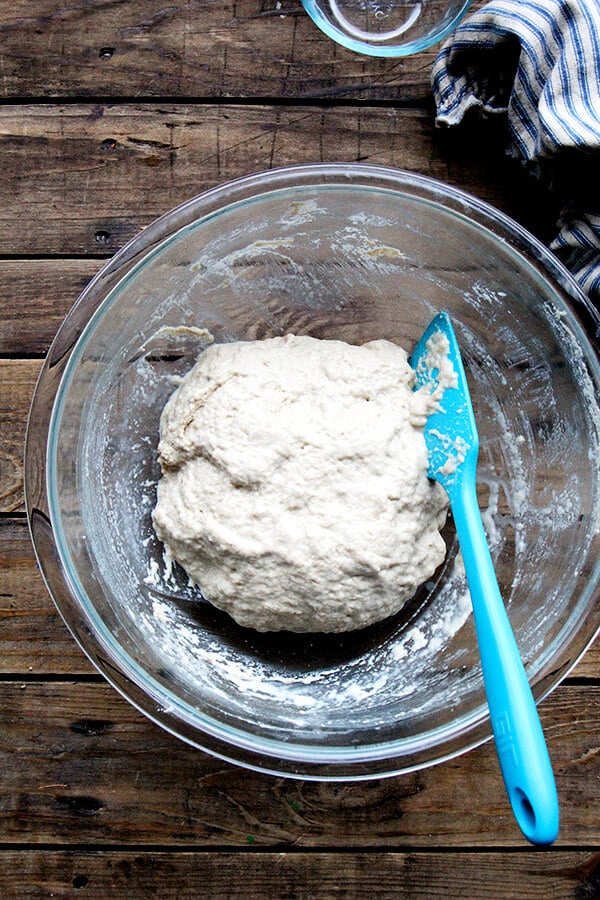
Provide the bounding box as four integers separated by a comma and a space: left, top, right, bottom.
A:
152, 334, 449, 633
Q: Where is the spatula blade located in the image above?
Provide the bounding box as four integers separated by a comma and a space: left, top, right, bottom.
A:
410, 312, 478, 494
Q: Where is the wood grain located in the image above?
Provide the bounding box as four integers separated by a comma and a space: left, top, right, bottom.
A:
0, 0, 447, 102
0, 103, 547, 256
0, 360, 41, 513
0, 681, 599, 847
0, 518, 95, 676
0, 849, 599, 897
0, 259, 101, 355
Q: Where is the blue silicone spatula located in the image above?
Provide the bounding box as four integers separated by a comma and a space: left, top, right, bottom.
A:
410, 312, 559, 845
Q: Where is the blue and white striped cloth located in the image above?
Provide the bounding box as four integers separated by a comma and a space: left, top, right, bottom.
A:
432, 0, 600, 305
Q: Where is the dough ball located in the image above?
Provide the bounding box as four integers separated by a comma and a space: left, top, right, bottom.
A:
152, 334, 448, 633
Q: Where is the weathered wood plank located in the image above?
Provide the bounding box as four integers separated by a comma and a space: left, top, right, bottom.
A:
0, 518, 96, 675
577, 641, 600, 678
0, 0, 454, 102
2, 516, 599, 677
0, 850, 599, 897
0, 360, 42, 514
0, 104, 545, 256
0, 681, 598, 847
0, 260, 101, 355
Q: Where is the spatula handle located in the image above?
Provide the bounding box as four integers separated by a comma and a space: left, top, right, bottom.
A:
450, 464, 559, 845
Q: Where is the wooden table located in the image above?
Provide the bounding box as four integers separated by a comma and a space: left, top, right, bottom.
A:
1, 2, 599, 896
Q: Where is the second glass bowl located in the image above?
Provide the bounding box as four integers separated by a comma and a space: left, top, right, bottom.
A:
302, 0, 472, 56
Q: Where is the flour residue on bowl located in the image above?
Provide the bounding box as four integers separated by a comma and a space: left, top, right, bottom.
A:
543, 299, 600, 533
137, 571, 475, 724
280, 198, 323, 227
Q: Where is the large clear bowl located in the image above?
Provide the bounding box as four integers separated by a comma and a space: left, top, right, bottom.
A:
25, 163, 600, 779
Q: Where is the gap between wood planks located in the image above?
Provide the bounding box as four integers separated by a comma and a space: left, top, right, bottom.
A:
0, 95, 434, 110
0, 842, 598, 853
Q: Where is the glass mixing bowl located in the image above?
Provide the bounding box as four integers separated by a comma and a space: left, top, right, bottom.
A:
26, 163, 600, 779
302, 0, 472, 56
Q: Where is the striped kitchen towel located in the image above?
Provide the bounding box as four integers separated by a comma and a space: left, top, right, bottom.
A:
431, 0, 600, 305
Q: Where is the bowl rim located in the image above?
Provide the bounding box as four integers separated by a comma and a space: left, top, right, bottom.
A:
25, 161, 600, 779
